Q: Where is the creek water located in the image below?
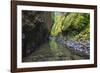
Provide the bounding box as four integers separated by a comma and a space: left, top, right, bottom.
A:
23, 36, 90, 62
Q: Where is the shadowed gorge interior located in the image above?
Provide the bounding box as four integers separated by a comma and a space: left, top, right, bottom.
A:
22, 10, 90, 62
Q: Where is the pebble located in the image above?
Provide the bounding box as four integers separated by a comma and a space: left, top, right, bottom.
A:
49, 36, 90, 55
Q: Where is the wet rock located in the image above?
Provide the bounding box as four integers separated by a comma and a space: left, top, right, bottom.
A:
50, 35, 90, 56
22, 11, 50, 57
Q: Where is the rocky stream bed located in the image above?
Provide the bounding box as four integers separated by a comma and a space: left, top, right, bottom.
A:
23, 36, 90, 62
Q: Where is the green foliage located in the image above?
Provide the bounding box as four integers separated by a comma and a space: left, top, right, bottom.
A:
49, 12, 90, 57
74, 24, 90, 41
61, 13, 90, 41
62, 13, 78, 31
62, 13, 90, 31
50, 12, 90, 38
50, 12, 65, 36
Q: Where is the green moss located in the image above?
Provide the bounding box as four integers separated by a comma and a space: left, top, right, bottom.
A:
50, 13, 65, 36
74, 25, 90, 41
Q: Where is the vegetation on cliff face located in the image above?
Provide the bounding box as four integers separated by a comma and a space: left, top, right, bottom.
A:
50, 12, 65, 36
49, 12, 90, 57
50, 12, 90, 40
